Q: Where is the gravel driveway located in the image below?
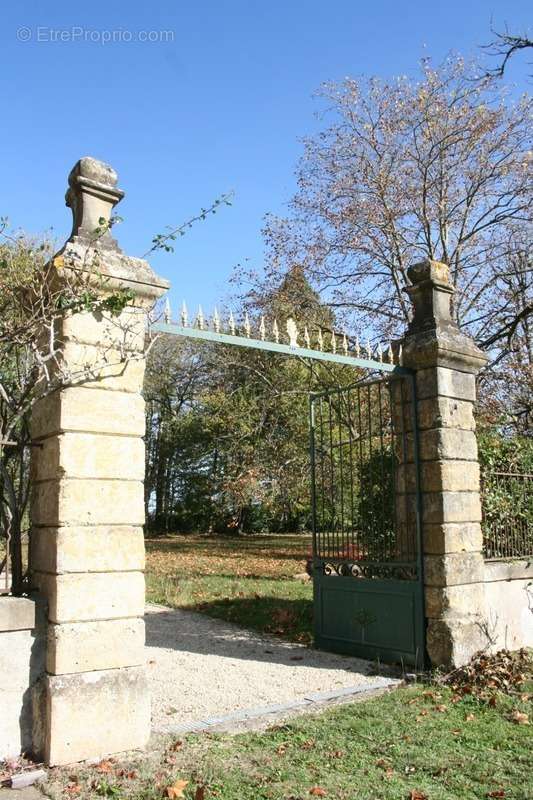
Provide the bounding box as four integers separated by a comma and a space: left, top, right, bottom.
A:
145, 603, 397, 734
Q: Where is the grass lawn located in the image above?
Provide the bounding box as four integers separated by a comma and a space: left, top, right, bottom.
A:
145, 534, 313, 643
42, 683, 533, 800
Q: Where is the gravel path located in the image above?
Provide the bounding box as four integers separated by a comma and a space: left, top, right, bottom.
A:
145, 604, 397, 734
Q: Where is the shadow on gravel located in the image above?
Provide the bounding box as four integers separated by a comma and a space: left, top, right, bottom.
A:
145, 604, 376, 675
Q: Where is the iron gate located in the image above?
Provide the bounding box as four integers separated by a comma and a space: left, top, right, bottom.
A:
310, 373, 426, 667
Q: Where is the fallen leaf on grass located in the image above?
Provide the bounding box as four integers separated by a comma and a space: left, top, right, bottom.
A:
486, 790, 505, 798
409, 791, 428, 800
166, 779, 189, 799
117, 769, 138, 780
510, 710, 529, 725
195, 786, 206, 800
96, 760, 115, 773
465, 713, 476, 721
309, 787, 327, 796
434, 704, 447, 713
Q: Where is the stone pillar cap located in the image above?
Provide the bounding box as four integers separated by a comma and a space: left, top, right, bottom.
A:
402, 258, 487, 373
407, 259, 454, 292
65, 157, 124, 249
58, 157, 169, 303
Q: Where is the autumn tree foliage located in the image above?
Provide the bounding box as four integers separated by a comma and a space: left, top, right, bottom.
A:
263, 57, 532, 428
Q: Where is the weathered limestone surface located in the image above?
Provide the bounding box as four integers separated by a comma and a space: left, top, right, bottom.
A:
32, 433, 145, 482
31, 387, 146, 439
483, 561, 533, 651
29, 156, 168, 764
402, 259, 489, 668
30, 526, 145, 574
0, 596, 46, 759
47, 618, 145, 674
32, 478, 145, 526
33, 572, 146, 623
34, 667, 150, 766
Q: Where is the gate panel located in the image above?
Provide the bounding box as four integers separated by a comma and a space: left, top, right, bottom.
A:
310, 374, 425, 667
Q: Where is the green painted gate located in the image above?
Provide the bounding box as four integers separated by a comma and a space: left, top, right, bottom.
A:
310, 374, 426, 667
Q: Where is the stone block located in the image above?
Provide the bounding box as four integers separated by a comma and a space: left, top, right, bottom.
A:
37, 666, 150, 765
422, 491, 482, 526
32, 572, 145, 623
31, 387, 145, 440
0, 609, 46, 759
30, 526, 145, 574
425, 582, 485, 619
419, 429, 478, 462
423, 522, 483, 555
426, 617, 488, 668
421, 491, 482, 525
59, 307, 147, 352
0, 596, 39, 632
420, 461, 480, 493
416, 367, 477, 402
53, 342, 146, 393
31, 433, 145, 482
47, 618, 145, 674
32, 479, 145, 526
424, 552, 485, 587
417, 397, 475, 431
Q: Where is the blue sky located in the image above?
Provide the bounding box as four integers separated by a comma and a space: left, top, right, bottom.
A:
1, 1, 530, 312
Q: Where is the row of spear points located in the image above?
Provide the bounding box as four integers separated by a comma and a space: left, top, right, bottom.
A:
161, 299, 402, 365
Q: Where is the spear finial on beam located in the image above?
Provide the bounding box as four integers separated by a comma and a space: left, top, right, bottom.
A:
286, 317, 299, 347
197, 305, 205, 330
164, 298, 171, 324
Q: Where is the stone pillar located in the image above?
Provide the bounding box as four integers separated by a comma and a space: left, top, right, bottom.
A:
30, 158, 168, 765
401, 260, 488, 668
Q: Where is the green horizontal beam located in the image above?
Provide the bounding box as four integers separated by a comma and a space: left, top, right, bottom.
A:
151, 322, 410, 374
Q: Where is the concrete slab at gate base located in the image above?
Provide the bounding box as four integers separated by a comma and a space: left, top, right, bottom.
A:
33, 666, 150, 765
0, 595, 46, 759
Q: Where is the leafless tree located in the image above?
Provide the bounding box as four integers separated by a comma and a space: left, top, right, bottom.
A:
262, 56, 532, 426
483, 28, 533, 78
